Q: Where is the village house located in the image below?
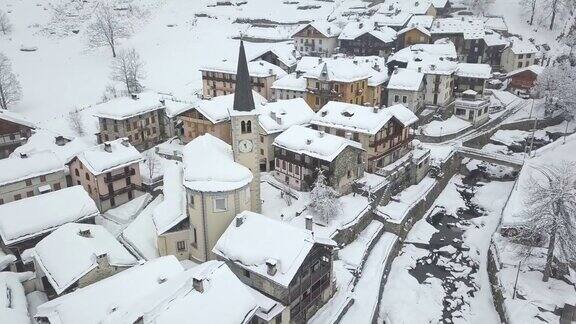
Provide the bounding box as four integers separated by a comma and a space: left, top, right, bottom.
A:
161, 98, 196, 141
213, 211, 337, 324
431, 0, 451, 16
0, 186, 99, 272
378, 0, 437, 17
506, 65, 544, 96
26, 223, 139, 299
0, 110, 35, 159
68, 138, 143, 212
311, 102, 418, 172
273, 125, 364, 193
482, 30, 509, 69
397, 25, 432, 48
453, 89, 490, 125
179, 91, 266, 144
200, 59, 286, 100
454, 63, 492, 94
291, 21, 341, 57
338, 21, 397, 57
271, 73, 307, 101
387, 68, 425, 113
35, 256, 262, 324
258, 98, 315, 172
373, 11, 413, 31
0, 151, 66, 205
501, 38, 539, 72
247, 42, 300, 73
94, 92, 170, 151
430, 17, 487, 63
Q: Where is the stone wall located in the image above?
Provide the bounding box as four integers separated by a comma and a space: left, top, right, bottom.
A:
487, 244, 510, 324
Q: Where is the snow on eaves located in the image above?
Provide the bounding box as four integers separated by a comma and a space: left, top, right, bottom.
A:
455, 63, 492, 79
0, 109, 35, 129
0, 186, 99, 246
183, 134, 252, 192
430, 17, 486, 39
200, 60, 287, 79
407, 15, 434, 29
213, 211, 336, 288
300, 56, 386, 84
92, 91, 166, 121
506, 65, 545, 78
32, 223, 139, 295
339, 20, 396, 43
387, 68, 424, 91
273, 125, 363, 162
508, 37, 539, 55
258, 98, 315, 135
74, 138, 142, 176
0, 150, 64, 186
311, 101, 418, 135
0, 272, 33, 324
271, 73, 307, 92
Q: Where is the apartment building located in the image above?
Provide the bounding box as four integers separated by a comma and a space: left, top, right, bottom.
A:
0, 110, 35, 159
501, 38, 539, 72
291, 21, 341, 57
387, 68, 426, 113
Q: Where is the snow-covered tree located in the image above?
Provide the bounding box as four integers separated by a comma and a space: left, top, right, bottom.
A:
520, 162, 576, 282
519, 0, 537, 25
111, 48, 145, 94
469, 0, 490, 16
308, 170, 342, 225
86, 4, 131, 57
0, 10, 13, 35
68, 110, 85, 136
0, 53, 22, 110
143, 150, 161, 181
532, 62, 576, 114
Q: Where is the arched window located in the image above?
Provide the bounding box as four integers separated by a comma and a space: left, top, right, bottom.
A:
246, 121, 252, 133
241, 121, 246, 133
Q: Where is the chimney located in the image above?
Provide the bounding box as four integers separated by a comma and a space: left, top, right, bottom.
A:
373, 106, 379, 113
461, 16, 465, 21
19, 152, 28, 159
359, 22, 363, 28
436, 21, 440, 28
235, 215, 244, 227
318, 58, 323, 64
78, 229, 92, 238
95, 253, 109, 268
121, 138, 130, 147
327, 27, 331, 35
373, 63, 380, 72
353, 60, 358, 65
157, 276, 167, 284
276, 116, 283, 125
318, 131, 325, 138
417, 67, 422, 73
131, 93, 138, 100
159, 99, 166, 105
270, 111, 277, 121
305, 215, 313, 231
104, 143, 112, 152
192, 275, 204, 293
306, 139, 313, 145
266, 258, 278, 276
430, 64, 436, 70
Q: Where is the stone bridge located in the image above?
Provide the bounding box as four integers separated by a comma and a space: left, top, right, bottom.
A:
456, 146, 524, 169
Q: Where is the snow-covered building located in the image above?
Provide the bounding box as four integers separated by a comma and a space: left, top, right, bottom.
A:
501, 38, 539, 72
213, 211, 337, 324
68, 138, 143, 212
27, 223, 139, 298
246, 41, 300, 73
378, 0, 437, 17
396, 24, 432, 48
373, 11, 413, 31
0, 151, 66, 205
311, 102, 418, 172
453, 90, 490, 126
271, 73, 307, 101
273, 125, 364, 193
93, 92, 171, 151
338, 21, 397, 57
387, 68, 425, 113
291, 21, 341, 57
506, 65, 544, 96
0, 186, 99, 271
0, 271, 34, 324
200, 58, 287, 100
430, 17, 486, 63
0, 110, 35, 159
482, 30, 509, 69
257, 98, 315, 172
454, 63, 492, 94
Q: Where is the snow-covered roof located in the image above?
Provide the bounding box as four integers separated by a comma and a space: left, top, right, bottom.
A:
120, 196, 163, 261
194, 91, 266, 124
74, 138, 142, 176
455, 63, 492, 79
245, 41, 299, 69
152, 162, 187, 235
163, 98, 195, 118
387, 68, 424, 91
0, 150, 64, 186
508, 38, 538, 55
271, 73, 307, 92
12, 129, 95, 165
388, 42, 457, 64
483, 30, 509, 47
506, 65, 545, 78
430, 17, 485, 39
258, 98, 315, 135
397, 24, 431, 37
92, 92, 166, 121
372, 12, 412, 27
311, 102, 418, 135
407, 15, 434, 28
299, 56, 387, 85
35, 256, 185, 324
379, 0, 434, 15
431, 0, 448, 8
213, 211, 336, 288
273, 125, 363, 162
339, 21, 396, 43
292, 21, 341, 38
32, 223, 139, 295
103, 261, 259, 324
200, 59, 287, 79
483, 16, 508, 32
0, 186, 99, 246
0, 109, 35, 129
182, 134, 252, 192
0, 272, 33, 324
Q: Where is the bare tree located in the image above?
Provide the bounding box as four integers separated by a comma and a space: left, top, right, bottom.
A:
143, 150, 161, 181
0, 53, 22, 110
68, 110, 85, 136
0, 10, 12, 35
520, 0, 537, 25
520, 162, 576, 282
111, 48, 145, 93
469, 0, 490, 15
86, 4, 131, 57
308, 170, 342, 225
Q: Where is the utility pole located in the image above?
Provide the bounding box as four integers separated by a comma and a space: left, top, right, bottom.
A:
527, 117, 538, 157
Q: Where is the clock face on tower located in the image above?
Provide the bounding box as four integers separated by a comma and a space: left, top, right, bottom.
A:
238, 139, 254, 153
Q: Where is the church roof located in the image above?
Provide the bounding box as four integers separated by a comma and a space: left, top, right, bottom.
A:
232, 41, 256, 113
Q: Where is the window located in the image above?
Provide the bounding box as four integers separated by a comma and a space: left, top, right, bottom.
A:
53, 183, 61, 191
244, 187, 250, 203
319, 39, 323, 44
402, 96, 407, 103
14, 194, 21, 201
25, 179, 32, 186
246, 120, 252, 133
394, 95, 399, 102
315, 97, 320, 105
26, 191, 34, 198
518, 62, 523, 68
244, 269, 251, 278
282, 160, 286, 169
260, 149, 264, 155
518, 54, 524, 59
289, 164, 293, 172
40, 175, 46, 182
192, 228, 197, 247
241, 121, 246, 133
176, 241, 186, 252
213, 196, 227, 212
276, 159, 280, 168
347, 170, 351, 178
188, 192, 195, 208
151, 115, 156, 123
85, 173, 90, 181
260, 135, 264, 143
0, 198, 3, 205
527, 54, 532, 58
88, 184, 92, 193
133, 122, 138, 130
77, 180, 81, 185
75, 169, 80, 177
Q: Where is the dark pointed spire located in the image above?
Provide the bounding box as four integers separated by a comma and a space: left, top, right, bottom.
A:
233, 41, 255, 112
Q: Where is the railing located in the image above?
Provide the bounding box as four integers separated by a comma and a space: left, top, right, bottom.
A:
307, 88, 342, 97
104, 169, 136, 183
99, 183, 140, 200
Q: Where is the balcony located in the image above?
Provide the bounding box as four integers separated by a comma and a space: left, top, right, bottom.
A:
99, 183, 140, 201
104, 169, 136, 183
308, 88, 342, 98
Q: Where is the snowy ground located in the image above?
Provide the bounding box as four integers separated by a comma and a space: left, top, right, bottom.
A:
376, 176, 437, 225
379, 171, 515, 323
421, 116, 473, 138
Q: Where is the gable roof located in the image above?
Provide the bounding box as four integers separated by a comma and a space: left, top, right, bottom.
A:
508, 38, 538, 55
292, 21, 341, 38
300, 56, 386, 84
0, 110, 35, 129
92, 92, 165, 121
32, 223, 139, 295
430, 17, 485, 39
0, 150, 64, 186
258, 98, 315, 135
271, 73, 307, 92
74, 138, 142, 176
506, 65, 545, 78
397, 24, 431, 37
213, 211, 336, 288
387, 68, 424, 91
339, 21, 397, 43
455, 63, 492, 79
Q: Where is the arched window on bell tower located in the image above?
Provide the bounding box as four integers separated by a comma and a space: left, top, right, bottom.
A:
246, 120, 252, 133
241, 121, 246, 134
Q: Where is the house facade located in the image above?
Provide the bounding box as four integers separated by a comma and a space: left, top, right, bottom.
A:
338, 22, 397, 57
453, 90, 490, 125
506, 65, 544, 95
454, 63, 492, 94
0, 111, 35, 159
292, 21, 341, 57
68, 139, 143, 212
501, 39, 538, 72
387, 68, 425, 113
397, 26, 431, 48
271, 73, 307, 101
